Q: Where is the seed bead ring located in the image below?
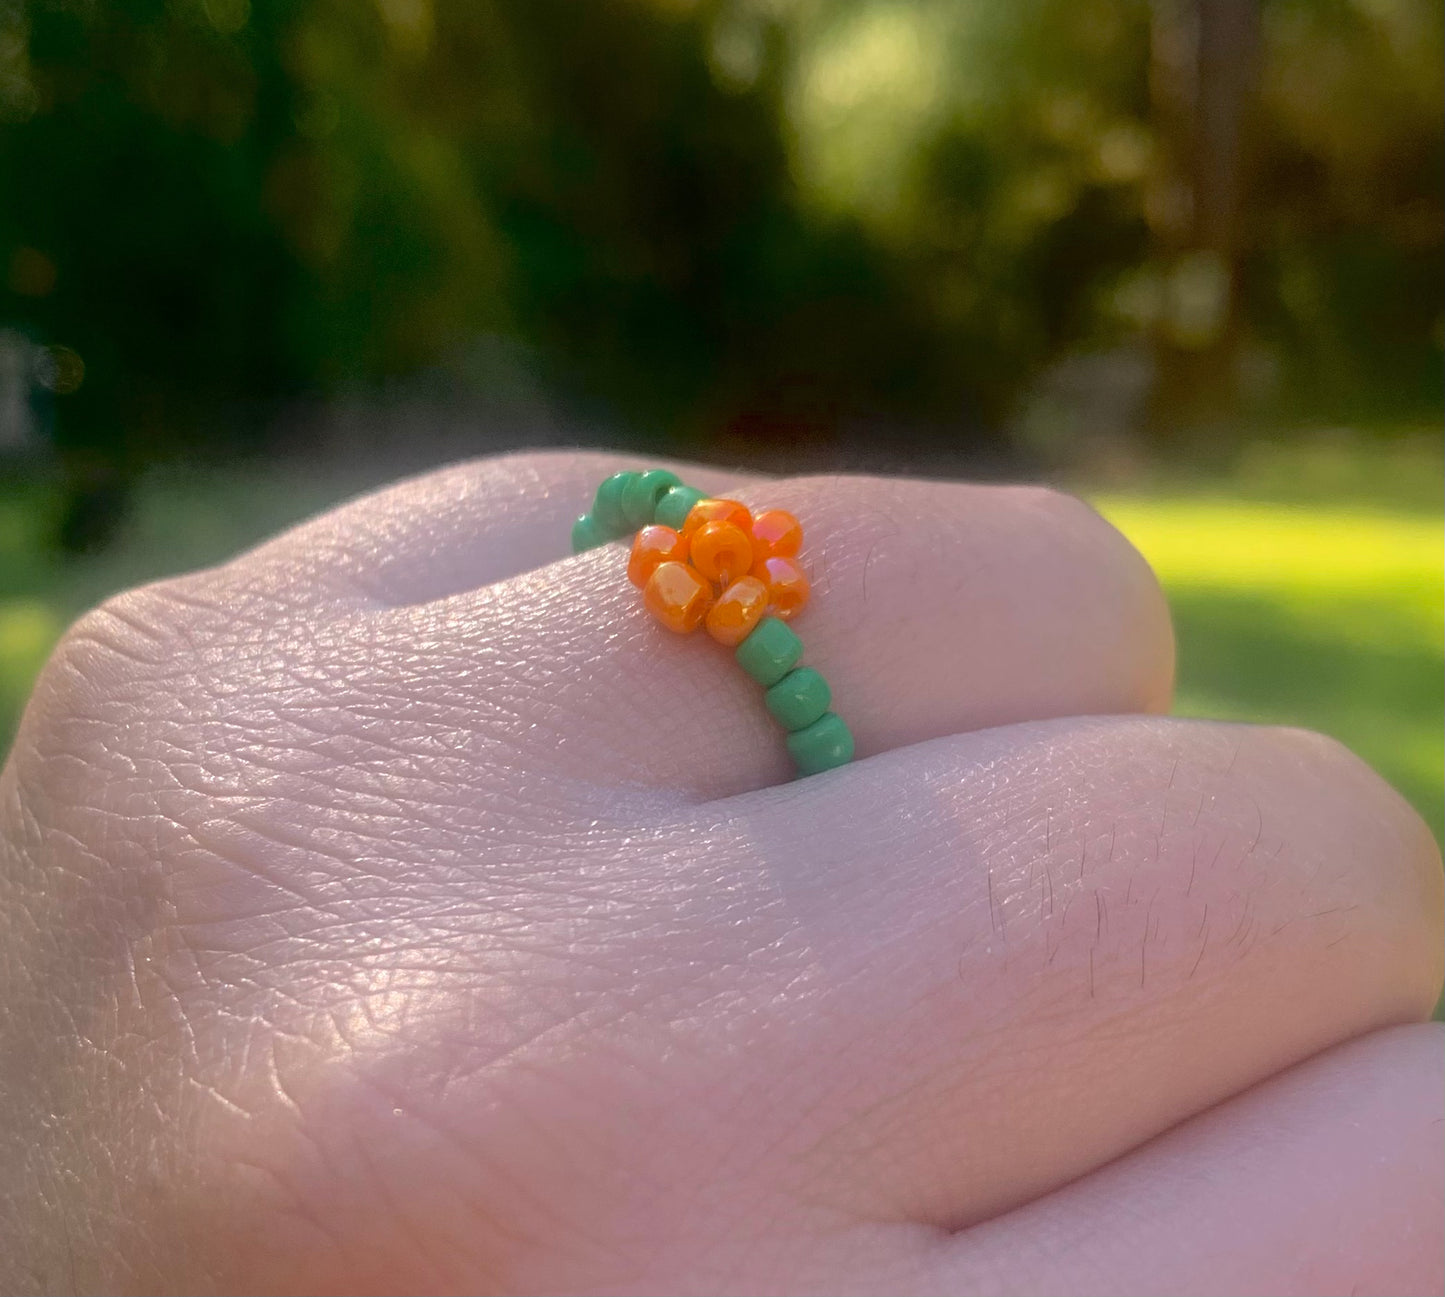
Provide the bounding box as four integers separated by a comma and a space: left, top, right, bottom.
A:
571, 469, 855, 777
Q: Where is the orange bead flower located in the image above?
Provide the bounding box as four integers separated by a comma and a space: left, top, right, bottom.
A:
689, 520, 753, 586
644, 561, 712, 633
634, 497, 808, 635
750, 509, 801, 561
584, 472, 850, 776
628, 525, 687, 588
754, 555, 810, 619
705, 575, 770, 646
682, 497, 751, 539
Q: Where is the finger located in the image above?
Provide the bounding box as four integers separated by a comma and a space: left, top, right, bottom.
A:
387, 474, 1174, 797
211, 450, 758, 608
610, 718, 1440, 1231
208, 718, 1437, 1296
928, 1023, 1445, 1297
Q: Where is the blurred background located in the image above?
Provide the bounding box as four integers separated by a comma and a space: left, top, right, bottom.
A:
0, 0, 1440, 873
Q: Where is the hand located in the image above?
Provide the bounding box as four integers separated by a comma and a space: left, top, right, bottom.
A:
2, 453, 1440, 1296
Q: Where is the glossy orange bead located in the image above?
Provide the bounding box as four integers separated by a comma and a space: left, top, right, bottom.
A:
682, 497, 752, 539
750, 508, 802, 561
754, 555, 810, 620
704, 575, 770, 646
689, 520, 754, 585
627, 524, 687, 588
643, 561, 712, 634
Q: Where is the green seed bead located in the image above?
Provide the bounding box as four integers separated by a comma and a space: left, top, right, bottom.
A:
734, 616, 802, 687
621, 469, 683, 529
571, 513, 609, 553
593, 471, 640, 535
764, 667, 831, 731
786, 712, 854, 777
654, 484, 707, 531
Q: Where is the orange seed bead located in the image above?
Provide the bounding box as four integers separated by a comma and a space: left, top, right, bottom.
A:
682, 497, 752, 540
627, 524, 687, 588
643, 561, 712, 634
754, 555, 810, 620
750, 509, 802, 561
705, 575, 770, 646
689, 520, 754, 586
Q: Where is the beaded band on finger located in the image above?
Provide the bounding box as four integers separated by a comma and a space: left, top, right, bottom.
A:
572, 470, 854, 778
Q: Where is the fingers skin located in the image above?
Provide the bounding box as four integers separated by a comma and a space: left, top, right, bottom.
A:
227, 451, 757, 608
739, 477, 1175, 740
929, 1023, 1445, 1297
692, 718, 1442, 1229
14, 454, 1431, 1296
145, 718, 1441, 1295
35, 458, 1173, 804
54, 469, 1174, 808
370, 473, 1173, 798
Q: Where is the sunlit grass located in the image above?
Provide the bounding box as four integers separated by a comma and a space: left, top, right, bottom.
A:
1094, 494, 1444, 844
1096, 498, 1441, 605
0, 601, 63, 730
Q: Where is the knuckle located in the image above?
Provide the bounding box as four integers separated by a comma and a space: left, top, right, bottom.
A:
997, 482, 1105, 539
1261, 722, 1371, 769
24, 588, 179, 744
1003, 485, 1177, 710
1033, 486, 1157, 589
1250, 724, 1444, 1013
1264, 723, 1443, 874
1015, 481, 1094, 524
37, 577, 224, 713
477, 446, 637, 486
55, 584, 181, 675
1040, 488, 1176, 705
12, 578, 230, 792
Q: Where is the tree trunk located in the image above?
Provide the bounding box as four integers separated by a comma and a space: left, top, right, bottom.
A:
1148, 0, 1261, 437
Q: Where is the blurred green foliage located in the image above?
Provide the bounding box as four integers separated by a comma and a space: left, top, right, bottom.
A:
1, 0, 1440, 477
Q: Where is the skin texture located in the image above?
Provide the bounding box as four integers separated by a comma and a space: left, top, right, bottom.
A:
0, 450, 1439, 1296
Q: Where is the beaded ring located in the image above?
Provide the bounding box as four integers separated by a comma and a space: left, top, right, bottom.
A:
572, 469, 855, 778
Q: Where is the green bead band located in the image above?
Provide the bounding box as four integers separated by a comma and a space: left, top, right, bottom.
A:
654, 484, 706, 531
581, 473, 853, 780
571, 513, 609, 553
622, 469, 683, 529
764, 666, 831, 731
593, 471, 639, 535
786, 712, 855, 776
735, 617, 802, 687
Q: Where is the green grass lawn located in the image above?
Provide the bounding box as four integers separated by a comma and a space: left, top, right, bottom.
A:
3, 441, 1442, 858
1093, 494, 1443, 845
